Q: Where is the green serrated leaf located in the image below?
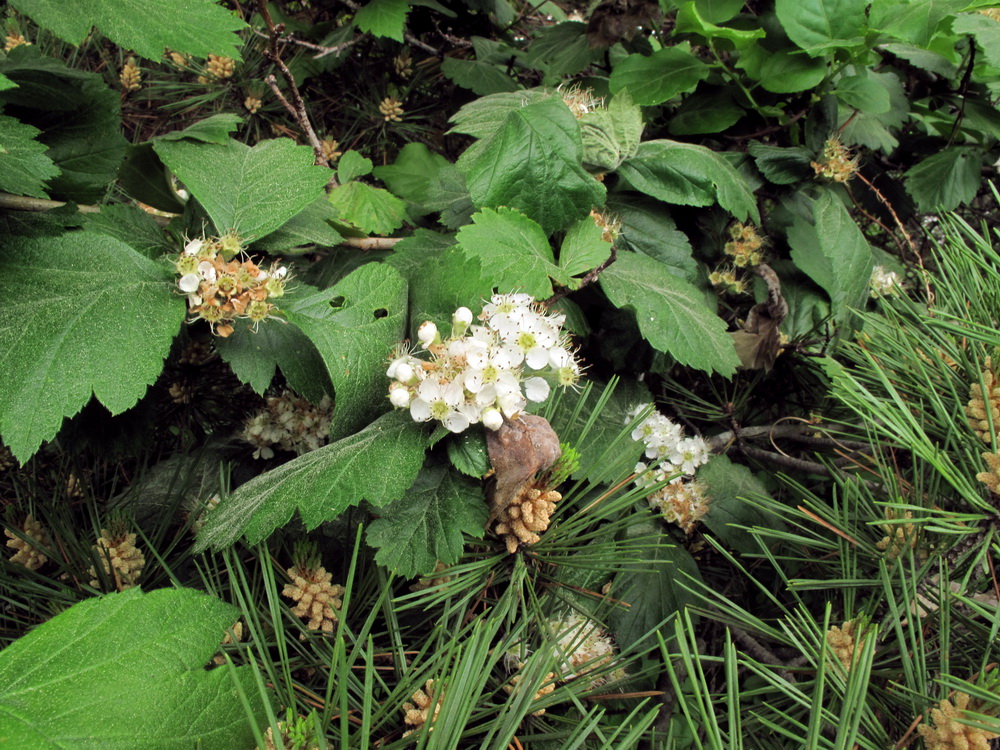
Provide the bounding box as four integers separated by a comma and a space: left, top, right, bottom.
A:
836, 71, 890, 114
693, 0, 745, 23
618, 140, 759, 223
610, 48, 710, 106
758, 50, 829, 93
0, 114, 59, 198
579, 90, 643, 170
282, 263, 407, 439
447, 89, 552, 139
0, 233, 185, 463
441, 57, 520, 95
354, 0, 410, 41
459, 97, 605, 234
456, 207, 572, 298
600, 252, 739, 376
610, 529, 703, 650
367, 462, 487, 577
446, 430, 491, 477
697, 454, 782, 554
251, 197, 344, 254
953, 13, 1000, 69
9, 0, 246, 60
423, 163, 475, 229
748, 143, 814, 185
83, 204, 175, 259
870, 0, 967, 47
327, 181, 408, 236
786, 188, 874, 323
216, 318, 332, 403
154, 137, 330, 241
0, 588, 267, 747
372, 143, 450, 204
523, 22, 598, 80
0, 73, 15, 91
668, 89, 744, 135
606, 195, 697, 282
904, 146, 982, 212
338, 150, 374, 183
559, 215, 612, 278
196, 410, 427, 549
774, 0, 868, 54
156, 113, 243, 145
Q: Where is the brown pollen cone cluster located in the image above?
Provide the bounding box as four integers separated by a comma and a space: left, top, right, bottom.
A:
282, 563, 345, 634
486, 414, 563, 554
967, 361, 1000, 443
918, 691, 1000, 749
402, 679, 444, 736
826, 619, 869, 672
5, 515, 51, 571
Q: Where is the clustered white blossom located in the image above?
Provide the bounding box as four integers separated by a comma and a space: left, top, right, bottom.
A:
175, 234, 288, 338
626, 404, 712, 531
548, 612, 624, 687
386, 294, 582, 433
869, 265, 902, 299
241, 390, 333, 459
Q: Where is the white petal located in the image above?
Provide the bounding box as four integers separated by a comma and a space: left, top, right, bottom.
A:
453, 306, 473, 326
395, 363, 415, 383
525, 347, 550, 370
417, 321, 438, 346
179, 273, 201, 293
464, 369, 484, 394
183, 238, 203, 255
482, 408, 503, 431
442, 380, 465, 407
410, 398, 432, 422
444, 411, 471, 433
523, 377, 550, 402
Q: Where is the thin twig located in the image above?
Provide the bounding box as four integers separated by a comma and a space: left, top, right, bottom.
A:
251, 28, 361, 59
257, 0, 329, 168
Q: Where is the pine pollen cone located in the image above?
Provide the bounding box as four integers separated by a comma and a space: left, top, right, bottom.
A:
494, 483, 562, 554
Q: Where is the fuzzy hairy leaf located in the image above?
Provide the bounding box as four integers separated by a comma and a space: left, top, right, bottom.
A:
337, 150, 373, 183
251, 197, 344, 254
607, 195, 697, 282
0, 233, 185, 463
282, 263, 407, 439
456, 208, 572, 298
600, 252, 739, 376
367, 463, 487, 577
0, 588, 266, 748
618, 140, 758, 223
195, 410, 427, 550
9, 0, 246, 60
748, 143, 814, 185
904, 146, 982, 213
154, 137, 330, 241
354, 0, 409, 41
786, 189, 874, 323
447, 89, 552, 139
0, 114, 59, 198
216, 318, 332, 403
327, 181, 408, 236
447, 430, 491, 477
609, 48, 710, 105
559, 214, 613, 278
458, 97, 606, 234
578, 90, 643, 170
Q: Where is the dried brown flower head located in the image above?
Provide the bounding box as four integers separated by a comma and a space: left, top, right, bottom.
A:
494, 483, 562, 554
811, 138, 860, 183
826, 619, 870, 672
206, 54, 235, 80
320, 138, 342, 163
977, 451, 1000, 495
876, 509, 918, 560
503, 667, 555, 716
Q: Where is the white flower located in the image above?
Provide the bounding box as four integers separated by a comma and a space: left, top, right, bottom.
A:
869, 265, 902, 299
671, 437, 709, 475
178, 273, 200, 293
409, 377, 464, 424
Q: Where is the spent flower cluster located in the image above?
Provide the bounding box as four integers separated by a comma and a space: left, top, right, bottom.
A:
869, 265, 903, 298
387, 294, 582, 433
626, 404, 712, 532
174, 235, 288, 338
548, 613, 624, 688
241, 390, 333, 460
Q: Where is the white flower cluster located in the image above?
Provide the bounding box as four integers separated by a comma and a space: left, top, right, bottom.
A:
241, 390, 333, 459
548, 612, 624, 687
869, 265, 902, 299
386, 294, 582, 433
626, 404, 710, 487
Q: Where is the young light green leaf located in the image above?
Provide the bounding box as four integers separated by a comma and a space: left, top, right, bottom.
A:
372, 142, 450, 203
559, 214, 612, 278
676, 1, 766, 44
774, 0, 867, 54
697, 454, 782, 554
8, 0, 247, 60
354, 0, 410, 41
456, 207, 573, 298
609, 48, 710, 106
579, 90, 643, 170
0, 72, 15, 91
953, 13, 1000, 69
195, 410, 427, 550
693, 0, 746, 23
458, 97, 606, 234
338, 150, 374, 183
282, 263, 407, 439
367, 463, 487, 577
786, 188, 874, 323
869, 0, 966, 47
327, 181, 408, 235
153, 137, 331, 240
904, 146, 982, 213
600, 252, 739, 376
216, 319, 332, 404
617, 140, 759, 223
0, 233, 185, 463
0, 114, 59, 198
757, 50, 829, 93
0, 588, 267, 748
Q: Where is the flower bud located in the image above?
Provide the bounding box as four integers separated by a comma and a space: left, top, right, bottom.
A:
417, 321, 438, 348
482, 408, 503, 431
452, 306, 473, 336
395, 363, 415, 384
389, 385, 412, 407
